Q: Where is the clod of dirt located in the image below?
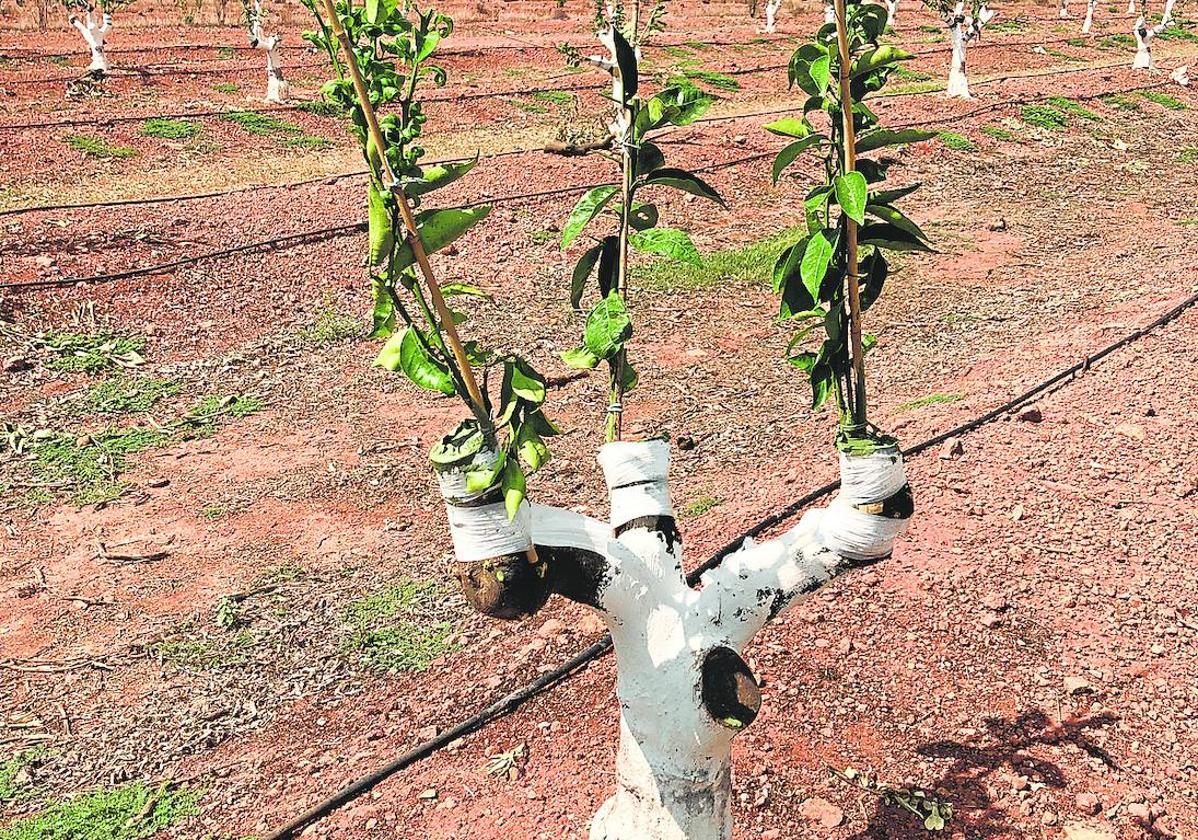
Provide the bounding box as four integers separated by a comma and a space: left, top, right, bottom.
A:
939, 436, 964, 460
797, 797, 844, 828
1017, 405, 1044, 423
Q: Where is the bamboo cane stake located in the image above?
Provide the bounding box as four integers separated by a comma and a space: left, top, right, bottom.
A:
318, 0, 486, 415
832, 0, 868, 429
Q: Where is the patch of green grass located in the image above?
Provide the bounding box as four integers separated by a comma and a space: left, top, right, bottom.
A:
683, 39, 709, 51
681, 68, 741, 92
887, 80, 944, 95
149, 629, 254, 669
1020, 104, 1068, 130
682, 495, 723, 518
1102, 93, 1140, 111
0, 781, 198, 840
1065, 37, 1089, 47
64, 134, 138, 160
510, 96, 548, 114
218, 109, 303, 137
294, 97, 347, 117
212, 82, 239, 93
897, 393, 963, 412
531, 90, 574, 109
892, 65, 931, 82
71, 376, 180, 415
140, 118, 197, 139
1174, 218, 1198, 225
636, 227, 804, 291
527, 228, 556, 245
1139, 90, 1187, 110
341, 580, 456, 672
938, 131, 977, 151
217, 46, 236, 59
1047, 96, 1102, 121
1099, 33, 1135, 48
1156, 25, 1198, 40
190, 394, 264, 420
989, 18, 1027, 31
981, 124, 1016, 141
917, 23, 941, 33
284, 134, 332, 149
662, 45, 692, 58
48, 54, 70, 66
31, 427, 167, 505
35, 330, 146, 373
1179, 147, 1198, 162
298, 306, 360, 345
0, 749, 44, 803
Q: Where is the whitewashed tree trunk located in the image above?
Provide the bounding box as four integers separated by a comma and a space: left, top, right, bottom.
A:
1128, 0, 1137, 16
824, 2, 837, 24
1133, 16, 1158, 68
248, 0, 290, 103
1059, 0, 1070, 17
1161, 0, 1176, 26
442, 439, 913, 840
763, 0, 783, 32
947, 15, 971, 97
71, 10, 111, 73
1172, 64, 1191, 85
885, 0, 899, 28
1082, 0, 1097, 33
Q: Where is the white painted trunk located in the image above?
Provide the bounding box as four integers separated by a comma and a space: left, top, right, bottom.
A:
263, 41, 289, 103
763, 0, 782, 32
1060, 0, 1070, 17
72, 12, 110, 73
886, 0, 898, 28
1083, 0, 1096, 33
517, 442, 911, 839
824, 2, 836, 24
1161, 0, 1176, 26
1127, 0, 1137, 16
1133, 18, 1155, 69
947, 23, 971, 98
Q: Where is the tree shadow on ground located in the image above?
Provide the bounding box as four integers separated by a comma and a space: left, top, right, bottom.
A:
842, 709, 1119, 839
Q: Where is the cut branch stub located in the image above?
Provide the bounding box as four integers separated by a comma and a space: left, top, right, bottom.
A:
701, 646, 762, 730
433, 442, 549, 619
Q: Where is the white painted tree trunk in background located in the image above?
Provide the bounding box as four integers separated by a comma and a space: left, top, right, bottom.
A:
885, 0, 899, 28
443, 440, 912, 840
1083, 0, 1097, 33
249, 0, 289, 103
762, 0, 783, 32
944, 2, 994, 99
1059, 0, 1070, 18
1161, 0, 1176, 26
1128, 0, 1137, 16
824, 2, 837, 24
1172, 64, 1190, 85
1133, 16, 1158, 68
71, 11, 111, 73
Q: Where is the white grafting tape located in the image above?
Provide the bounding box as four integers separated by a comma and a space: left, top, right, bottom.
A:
597, 440, 673, 528
816, 447, 910, 561
436, 448, 531, 563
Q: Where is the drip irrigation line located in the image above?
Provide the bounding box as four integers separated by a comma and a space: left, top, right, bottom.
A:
4, 59, 328, 86
264, 286, 1198, 840
1, 72, 1175, 286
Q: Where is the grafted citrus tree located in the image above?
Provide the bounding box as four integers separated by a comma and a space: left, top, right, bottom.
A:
928, 0, 996, 98
243, 0, 290, 102
312, 0, 916, 836
65, 0, 132, 75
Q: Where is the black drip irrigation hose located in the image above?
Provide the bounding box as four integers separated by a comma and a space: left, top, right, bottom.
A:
263, 286, 1198, 840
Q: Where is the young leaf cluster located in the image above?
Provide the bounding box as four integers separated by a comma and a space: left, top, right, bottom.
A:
305, 1, 555, 516
770, 0, 933, 437
559, 18, 726, 439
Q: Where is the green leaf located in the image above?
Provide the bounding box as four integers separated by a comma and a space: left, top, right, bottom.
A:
637, 143, 665, 176
859, 222, 935, 252
763, 117, 813, 138
510, 357, 546, 404
465, 454, 503, 493
561, 185, 619, 249
618, 358, 638, 391
810, 53, 832, 95
865, 203, 928, 243
440, 281, 492, 300
643, 168, 726, 207
611, 28, 638, 103
869, 182, 921, 204
800, 230, 836, 300
369, 277, 396, 338
502, 457, 527, 520
629, 203, 659, 232
375, 328, 456, 396
560, 346, 600, 369
392, 206, 492, 273
629, 228, 701, 265
516, 424, 549, 471
570, 243, 603, 309
851, 45, 914, 78
367, 182, 393, 268
772, 238, 805, 293
772, 136, 822, 184
856, 128, 937, 153
834, 171, 868, 225
403, 154, 478, 197
583, 292, 632, 360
